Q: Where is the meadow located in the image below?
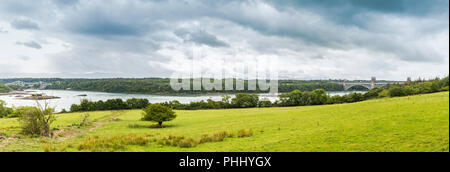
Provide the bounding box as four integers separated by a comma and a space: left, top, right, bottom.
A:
0, 92, 448, 152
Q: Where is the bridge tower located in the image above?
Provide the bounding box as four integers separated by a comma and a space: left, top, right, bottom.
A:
370, 77, 376, 90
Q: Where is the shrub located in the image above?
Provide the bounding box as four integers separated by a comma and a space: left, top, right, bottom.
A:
231, 93, 259, 108
142, 104, 176, 127
388, 87, 404, 97
79, 99, 95, 111
363, 87, 384, 99
18, 103, 55, 137
0, 100, 14, 118
70, 104, 81, 112
9, 106, 35, 118
126, 98, 150, 109
327, 95, 344, 104
280, 90, 303, 106
378, 89, 390, 98
60, 109, 68, 113
258, 99, 273, 107
343, 93, 364, 103
389, 86, 418, 97
416, 82, 434, 94
104, 99, 129, 110
310, 89, 328, 105
300, 92, 313, 105
403, 86, 419, 95
72, 114, 90, 128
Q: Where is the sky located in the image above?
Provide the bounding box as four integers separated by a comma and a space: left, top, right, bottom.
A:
0, 0, 448, 80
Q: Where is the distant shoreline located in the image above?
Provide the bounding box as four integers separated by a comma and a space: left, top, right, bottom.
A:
0, 90, 60, 100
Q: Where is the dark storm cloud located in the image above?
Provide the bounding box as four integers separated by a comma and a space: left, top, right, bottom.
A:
10, 18, 39, 30
16, 41, 42, 49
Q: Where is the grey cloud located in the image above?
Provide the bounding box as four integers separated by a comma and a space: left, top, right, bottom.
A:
16, 41, 42, 49
11, 18, 39, 30
213, 1, 447, 63
267, 0, 447, 19
54, 0, 79, 6
0, 0, 448, 79
50, 49, 172, 78
69, 17, 142, 37
18, 56, 31, 61
0, 1, 43, 16
48, 33, 168, 78
62, 4, 168, 39
174, 29, 229, 47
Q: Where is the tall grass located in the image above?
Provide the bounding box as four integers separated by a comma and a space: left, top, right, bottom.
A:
76, 134, 148, 152
72, 129, 254, 151
159, 130, 253, 148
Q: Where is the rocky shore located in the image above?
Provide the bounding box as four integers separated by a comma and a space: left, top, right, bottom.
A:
19, 94, 60, 100
1, 91, 60, 100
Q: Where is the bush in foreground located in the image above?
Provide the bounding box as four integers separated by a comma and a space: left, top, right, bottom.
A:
18, 103, 55, 137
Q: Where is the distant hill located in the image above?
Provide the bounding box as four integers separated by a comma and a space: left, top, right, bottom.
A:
0, 78, 391, 94
0, 83, 11, 93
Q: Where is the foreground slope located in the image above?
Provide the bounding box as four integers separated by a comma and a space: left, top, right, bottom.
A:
1, 92, 449, 152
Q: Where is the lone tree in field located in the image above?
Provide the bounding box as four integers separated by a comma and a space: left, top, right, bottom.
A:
142, 104, 176, 127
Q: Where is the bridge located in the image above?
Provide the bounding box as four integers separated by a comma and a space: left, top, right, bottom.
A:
341, 77, 407, 90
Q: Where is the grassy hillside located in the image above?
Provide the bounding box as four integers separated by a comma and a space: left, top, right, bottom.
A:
1, 92, 448, 152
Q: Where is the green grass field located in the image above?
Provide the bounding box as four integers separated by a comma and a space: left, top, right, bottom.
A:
1, 92, 448, 152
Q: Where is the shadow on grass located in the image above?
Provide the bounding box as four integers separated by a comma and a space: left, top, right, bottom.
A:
128, 123, 176, 129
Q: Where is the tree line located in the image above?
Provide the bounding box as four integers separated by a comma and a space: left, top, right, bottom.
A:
0, 83, 12, 93
43, 78, 363, 94
1, 76, 448, 117
65, 76, 449, 112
